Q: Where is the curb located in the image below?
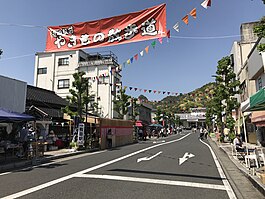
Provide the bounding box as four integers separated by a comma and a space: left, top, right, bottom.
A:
210, 138, 265, 196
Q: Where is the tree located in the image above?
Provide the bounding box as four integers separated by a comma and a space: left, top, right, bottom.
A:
254, 16, 265, 52
207, 56, 241, 141
130, 97, 140, 121
63, 71, 98, 119
113, 88, 131, 119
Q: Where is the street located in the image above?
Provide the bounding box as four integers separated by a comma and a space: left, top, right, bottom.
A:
0, 131, 238, 199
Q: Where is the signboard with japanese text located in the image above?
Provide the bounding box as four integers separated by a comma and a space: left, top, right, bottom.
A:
45, 4, 167, 52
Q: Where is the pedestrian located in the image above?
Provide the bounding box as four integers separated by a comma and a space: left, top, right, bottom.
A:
199, 127, 204, 139
204, 128, 208, 139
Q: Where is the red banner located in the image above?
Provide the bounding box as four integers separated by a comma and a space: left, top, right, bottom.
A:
45, 4, 167, 52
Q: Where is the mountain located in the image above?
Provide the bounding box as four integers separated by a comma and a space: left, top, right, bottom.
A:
149, 82, 215, 113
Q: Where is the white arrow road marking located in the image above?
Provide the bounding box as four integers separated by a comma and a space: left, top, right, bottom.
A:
137, 151, 163, 163
2, 134, 191, 199
179, 152, 195, 165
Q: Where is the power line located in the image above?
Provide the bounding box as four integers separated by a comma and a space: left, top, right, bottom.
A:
170, 35, 241, 40
0, 53, 34, 61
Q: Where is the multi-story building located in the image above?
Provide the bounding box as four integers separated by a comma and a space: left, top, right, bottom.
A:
34, 50, 121, 119
230, 20, 265, 144
231, 22, 259, 106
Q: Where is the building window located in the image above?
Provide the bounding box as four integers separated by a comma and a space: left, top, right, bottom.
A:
37, 67, 47, 74
258, 77, 262, 90
58, 79, 70, 89
58, 57, 69, 66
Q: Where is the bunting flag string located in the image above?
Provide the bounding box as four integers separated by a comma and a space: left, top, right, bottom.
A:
118, 30, 170, 71
173, 0, 212, 32
201, 0, 211, 9
121, 85, 180, 96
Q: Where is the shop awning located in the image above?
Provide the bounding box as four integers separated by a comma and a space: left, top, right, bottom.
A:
241, 98, 250, 112
0, 108, 35, 122
250, 88, 265, 111
135, 120, 143, 127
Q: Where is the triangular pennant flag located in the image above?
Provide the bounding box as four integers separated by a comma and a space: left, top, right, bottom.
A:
145, 46, 149, 53
201, 0, 211, 9
140, 50, 144, 57
129, 87, 132, 90
134, 88, 138, 91
158, 38, 163, 44
144, 89, 147, 93
124, 86, 127, 90
190, 8, 196, 19
153, 90, 157, 93
139, 89, 142, 92
151, 41, 156, 48
173, 22, 179, 32
130, 57, 133, 64
163, 91, 166, 94
149, 90, 152, 93
182, 15, 189, 25
127, 59, 130, 64
175, 93, 178, 95
158, 91, 161, 94
167, 92, 170, 95
134, 54, 138, 61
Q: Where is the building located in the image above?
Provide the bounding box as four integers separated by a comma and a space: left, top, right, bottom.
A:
34, 50, 121, 119
231, 20, 265, 144
176, 108, 206, 128
0, 75, 27, 113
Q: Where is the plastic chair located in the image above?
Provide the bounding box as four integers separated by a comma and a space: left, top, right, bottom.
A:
245, 149, 260, 168
258, 147, 265, 166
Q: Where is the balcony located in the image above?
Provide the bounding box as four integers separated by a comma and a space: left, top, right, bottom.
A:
78, 51, 119, 68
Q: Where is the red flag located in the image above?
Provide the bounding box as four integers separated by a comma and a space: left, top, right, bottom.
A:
144, 89, 147, 93
134, 54, 138, 61
153, 90, 157, 93
158, 38, 163, 44
182, 15, 189, 25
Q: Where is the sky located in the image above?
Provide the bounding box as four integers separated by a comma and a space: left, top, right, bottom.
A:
0, 0, 264, 101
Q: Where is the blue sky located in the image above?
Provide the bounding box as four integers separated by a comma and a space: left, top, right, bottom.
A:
0, 0, 264, 101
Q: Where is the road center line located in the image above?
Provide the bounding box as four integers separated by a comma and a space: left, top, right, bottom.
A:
2, 133, 191, 199
75, 174, 227, 190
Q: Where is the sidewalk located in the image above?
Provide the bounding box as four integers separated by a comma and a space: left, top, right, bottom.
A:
208, 136, 265, 197
0, 147, 99, 173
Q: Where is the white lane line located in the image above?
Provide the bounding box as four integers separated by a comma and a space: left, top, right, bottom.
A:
0, 150, 105, 176
76, 174, 226, 191
2, 134, 191, 199
200, 139, 237, 199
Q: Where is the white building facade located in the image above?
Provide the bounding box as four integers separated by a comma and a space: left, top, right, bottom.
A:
34, 50, 121, 119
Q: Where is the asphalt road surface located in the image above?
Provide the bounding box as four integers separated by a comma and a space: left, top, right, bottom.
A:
0, 131, 237, 199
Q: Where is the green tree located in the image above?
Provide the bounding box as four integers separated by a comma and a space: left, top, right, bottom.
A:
63, 71, 98, 119
208, 56, 241, 141
254, 16, 265, 52
130, 97, 140, 121
113, 88, 130, 119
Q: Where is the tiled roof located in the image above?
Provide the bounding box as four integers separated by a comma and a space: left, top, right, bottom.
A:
26, 85, 68, 106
